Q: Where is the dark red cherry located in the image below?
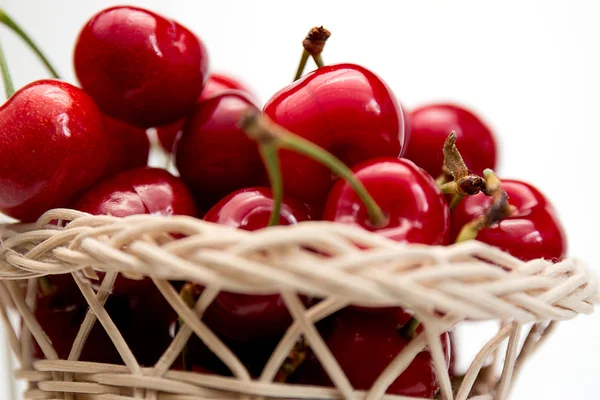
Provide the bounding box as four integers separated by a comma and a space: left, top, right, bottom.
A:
103, 116, 149, 177
175, 92, 265, 209
451, 179, 567, 261
74, 6, 209, 127
0, 80, 111, 222
323, 158, 450, 245
403, 103, 497, 177
73, 167, 198, 218
314, 310, 441, 397
263, 63, 404, 204
156, 73, 256, 153
202, 188, 311, 341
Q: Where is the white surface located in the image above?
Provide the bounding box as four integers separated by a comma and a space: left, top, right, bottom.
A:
0, 0, 598, 398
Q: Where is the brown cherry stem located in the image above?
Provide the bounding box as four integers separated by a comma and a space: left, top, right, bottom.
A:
259, 143, 283, 226
398, 316, 420, 340
274, 336, 309, 382
179, 282, 202, 371
0, 8, 60, 79
240, 111, 387, 228
456, 187, 512, 242
293, 26, 331, 81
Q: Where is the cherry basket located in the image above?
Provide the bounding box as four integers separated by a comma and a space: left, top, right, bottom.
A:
0, 208, 597, 400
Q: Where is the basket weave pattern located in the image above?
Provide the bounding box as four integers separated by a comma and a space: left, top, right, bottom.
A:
0, 209, 597, 400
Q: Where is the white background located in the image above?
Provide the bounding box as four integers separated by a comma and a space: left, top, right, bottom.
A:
0, 0, 599, 398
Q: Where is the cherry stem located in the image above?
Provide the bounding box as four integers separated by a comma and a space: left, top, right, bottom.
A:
38, 276, 53, 296
240, 111, 387, 228
293, 26, 331, 81
0, 40, 14, 98
0, 9, 60, 79
274, 336, 308, 382
179, 282, 200, 371
260, 143, 283, 226
456, 187, 512, 242
399, 317, 420, 340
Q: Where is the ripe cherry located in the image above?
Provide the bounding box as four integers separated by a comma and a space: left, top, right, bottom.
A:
403, 104, 497, 177
175, 92, 265, 209
323, 158, 450, 245
202, 187, 311, 341
0, 80, 111, 222
298, 310, 444, 397
263, 63, 404, 204
156, 73, 256, 153
74, 5, 209, 128
103, 116, 150, 177
72, 167, 198, 365
451, 179, 567, 261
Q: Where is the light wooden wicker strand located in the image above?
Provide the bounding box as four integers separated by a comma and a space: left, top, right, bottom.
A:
0, 209, 596, 400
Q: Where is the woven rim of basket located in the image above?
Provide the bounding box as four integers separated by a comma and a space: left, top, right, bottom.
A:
0, 208, 598, 400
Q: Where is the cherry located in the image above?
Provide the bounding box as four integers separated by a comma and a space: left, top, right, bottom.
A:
451, 179, 567, 261
74, 5, 209, 128
0, 80, 111, 222
202, 188, 311, 341
73, 167, 198, 219
323, 158, 450, 245
263, 63, 404, 204
303, 310, 442, 397
403, 103, 497, 177
33, 274, 131, 364
156, 73, 256, 153
103, 116, 150, 177
175, 92, 265, 209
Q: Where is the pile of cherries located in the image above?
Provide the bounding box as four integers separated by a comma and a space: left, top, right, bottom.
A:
0, 5, 568, 398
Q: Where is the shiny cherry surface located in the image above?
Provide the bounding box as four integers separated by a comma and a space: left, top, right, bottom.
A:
321, 310, 440, 397
103, 116, 150, 177
74, 6, 209, 127
0, 80, 110, 222
203, 188, 311, 341
323, 158, 450, 245
451, 179, 567, 261
73, 167, 198, 218
263, 63, 404, 204
157, 73, 255, 152
403, 103, 497, 177
176, 92, 264, 209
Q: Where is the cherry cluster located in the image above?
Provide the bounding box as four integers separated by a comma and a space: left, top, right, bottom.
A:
0, 5, 568, 398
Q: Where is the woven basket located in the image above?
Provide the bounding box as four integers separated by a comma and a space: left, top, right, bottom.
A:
0, 208, 597, 400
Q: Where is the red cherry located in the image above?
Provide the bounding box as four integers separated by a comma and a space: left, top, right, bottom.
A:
263, 63, 404, 204
403, 104, 497, 177
318, 311, 441, 397
323, 158, 450, 245
202, 188, 311, 341
74, 6, 209, 128
73, 167, 198, 218
451, 179, 567, 261
156, 73, 256, 153
103, 116, 150, 177
0, 80, 111, 222
175, 92, 265, 209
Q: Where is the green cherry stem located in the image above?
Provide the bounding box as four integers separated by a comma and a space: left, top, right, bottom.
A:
0, 40, 14, 98
0, 9, 60, 78
240, 111, 387, 228
293, 26, 331, 81
399, 316, 420, 340
260, 143, 283, 226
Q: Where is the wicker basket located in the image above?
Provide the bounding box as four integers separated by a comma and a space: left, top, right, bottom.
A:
0, 208, 597, 400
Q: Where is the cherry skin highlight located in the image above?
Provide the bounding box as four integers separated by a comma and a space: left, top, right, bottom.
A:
202, 187, 311, 341
0, 80, 111, 222
175, 92, 264, 209
263, 63, 404, 204
451, 179, 567, 261
403, 103, 497, 177
157, 73, 256, 152
323, 158, 450, 245
74, 5, 209, 127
